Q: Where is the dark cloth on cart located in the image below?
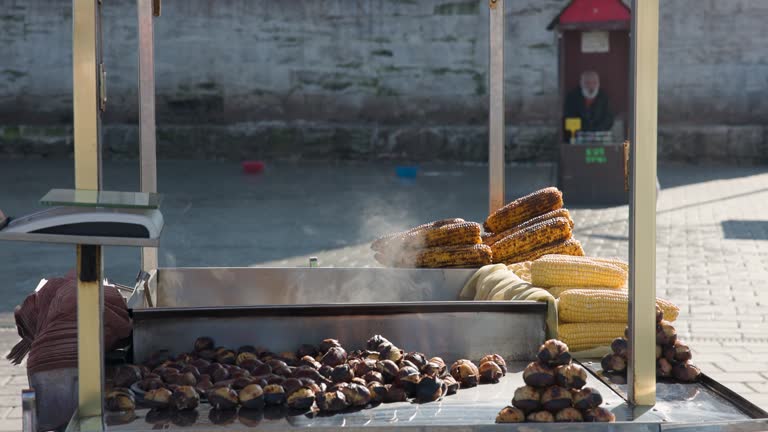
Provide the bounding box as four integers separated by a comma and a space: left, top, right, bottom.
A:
7, 274, 132, 373
563, 87, 614, 133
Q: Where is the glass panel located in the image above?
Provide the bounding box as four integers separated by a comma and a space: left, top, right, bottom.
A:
39, 189, 162, 209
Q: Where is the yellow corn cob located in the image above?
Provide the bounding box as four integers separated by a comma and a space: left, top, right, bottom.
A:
499, 237, 584, 264
590, 257, 629, 273
559, 323, 627, 352
490, 218, 573, 264
395, 244, 492, 268
547, 285, 622, 298
507, 261, 532, 282
397, 222, 482, 250
371, 218, 465, 252
558, 289, 680, 323
484, 187, 564, 233
531, 254, 626, 288
484, 208, 574, 247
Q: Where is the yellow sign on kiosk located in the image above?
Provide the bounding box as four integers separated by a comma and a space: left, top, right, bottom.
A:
565, 117, 582, 144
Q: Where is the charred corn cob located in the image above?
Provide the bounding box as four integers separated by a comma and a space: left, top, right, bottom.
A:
484, 208, 573, 247
484, 187, 564, 233
396, 244, 492, 268
558, 289, 680, 323
531, 255, 626, 288
371, 218, 465, 252
399, 221, 482, 249
498, 237, 584, 264
559, 323, 627, 352
490, 218, 573, 264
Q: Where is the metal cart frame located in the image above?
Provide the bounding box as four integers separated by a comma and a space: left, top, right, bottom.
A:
50, 0, 659, 429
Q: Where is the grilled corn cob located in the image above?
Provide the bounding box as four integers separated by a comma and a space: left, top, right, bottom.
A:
531, 255, 626, 288
490, 218, 572, 264
371, 218, 465, 252
559, 323, 627, 352
498, 237, 584, 264
484, 208, 573, 247
401, 221, 482, 249
395, 244, 492, 268
484, 187, 564, 233
558, 289, 680, 323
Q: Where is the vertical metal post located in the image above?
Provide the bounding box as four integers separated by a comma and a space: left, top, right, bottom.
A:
138, 0, 159, 272
74, 0, 105, 429
21, 389, 36, 432
628, 0, 659, 406
488, 0, 505, 214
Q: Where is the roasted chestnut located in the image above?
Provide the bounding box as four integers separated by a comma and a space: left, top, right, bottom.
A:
353, 359, 377, 377
144, 388, 172, 408
541, 386, 572, 413
319, 339, 341, 354
479, 361, 503, 384
209, 408, 237, 426
180, 366, 201, 381
367, 381, 387, 403
395, 366, 421, 396
341, 383, 372, 407
195, 375, 214, 395
382, 384, 407, 403
527, 410, 555, 423
555, 363, 587, 389
523, 362, 555, 388
442, 375, 460, 395
194, 336, 215, 353
415, 376, 443, 403
232, 376, 255, 390
208, 387, 239, 410
145, 350, 172, 369
428, 357, 446, 374
190, 358, 210, 370
321, 347, 348, 368
512, 385, 541, 412
377, 360, 399, 383
293, 366, 328, 385
555, 407, 584, 422
378, 344, 403, 363
113, 365, 143, 388
317, 390, 349, 412
211, 367, 231, 383
166, 371, 197, 387
287, 386, 316, 410
239, 384, 265, 409
657, 320, 677, 346
170, 385, 200, 411
673, 340, 693, 363
601, 354, 627, 373
252, 363, 272, 376
479, 354, 507, 375
573, 387, 603, 410
367, 335, 391, 351
299, 355, 321, 370
351, 377, 367, 387
282, 378, 305, 396
449, 359, 479, 388
404, 352, 427, 370
495, 406, 525, 423
663, 345, 677, 363
672, 361, 701, 382
421, 362, 441, 377
263, 384, 286, 405
138, 378, 164, 391
198, 349, 217, 361
280, 352, 298, 365
106, 388, 136, 412
583, 407, 616, 422
363, 371, 384, 384
237, 352, 259, 366
537, 339, 572, 367
331, 364, 354, 384
611, 337, 629, 358
297, 344, 320, 359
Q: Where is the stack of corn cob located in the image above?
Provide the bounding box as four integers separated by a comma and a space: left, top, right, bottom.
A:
370, 218, 492, 268
483, 187, 585, 264
531, 254, 680, 352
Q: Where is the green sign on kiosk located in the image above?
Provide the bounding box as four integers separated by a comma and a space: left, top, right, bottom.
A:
585, 147, 608, 164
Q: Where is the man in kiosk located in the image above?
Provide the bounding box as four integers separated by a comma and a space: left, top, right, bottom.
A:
563, 70, 614, 140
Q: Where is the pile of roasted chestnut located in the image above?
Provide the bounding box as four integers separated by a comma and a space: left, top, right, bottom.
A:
601, 306, 701, 382
106, 334, 506, 424
496, 339, 615, 423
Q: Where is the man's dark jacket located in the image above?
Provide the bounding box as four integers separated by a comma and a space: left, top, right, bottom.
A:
563, 88, 614, 133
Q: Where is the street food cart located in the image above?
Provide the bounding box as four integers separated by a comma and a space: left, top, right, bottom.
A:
1, 0, 767, 431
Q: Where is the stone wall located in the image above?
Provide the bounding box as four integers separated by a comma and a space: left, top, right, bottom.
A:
1, 0, 767, 163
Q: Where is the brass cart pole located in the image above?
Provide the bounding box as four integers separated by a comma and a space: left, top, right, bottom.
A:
138, 0, 159, 271
628, 0, 660, 406
488, 0, 505, 214
73, 0, 106, 429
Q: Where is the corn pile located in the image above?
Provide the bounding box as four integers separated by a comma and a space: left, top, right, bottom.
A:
371, 219, 491, 268
496, 339, 615, 424
531, 254, 680, 352
484, 188, 585, 264
601, 307, 701, 382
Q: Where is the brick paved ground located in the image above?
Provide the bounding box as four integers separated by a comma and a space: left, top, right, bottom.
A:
0, 162, 767, 428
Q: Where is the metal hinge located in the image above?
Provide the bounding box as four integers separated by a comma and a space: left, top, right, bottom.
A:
152, 0, 161, 17
99, 63, 107, 112
489, 0, 500, 9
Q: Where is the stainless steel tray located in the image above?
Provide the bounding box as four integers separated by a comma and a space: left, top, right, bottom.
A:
132, 302, 547, 363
